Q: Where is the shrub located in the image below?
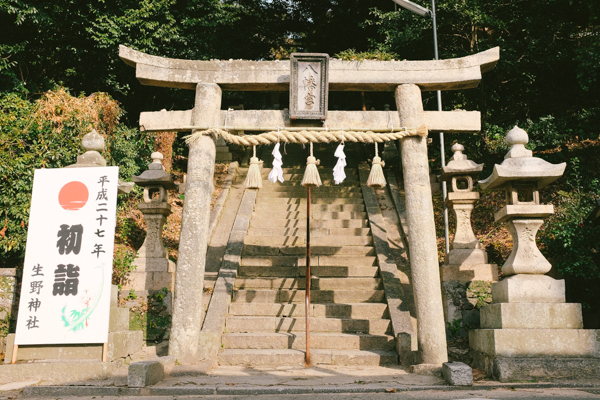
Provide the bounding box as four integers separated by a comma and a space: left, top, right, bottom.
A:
0, 88, 153, 267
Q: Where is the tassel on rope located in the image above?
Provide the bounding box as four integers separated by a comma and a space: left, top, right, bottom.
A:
301, 142, 322, 188
244, 145, 263, 189
268, 142, 285, 183
367, 143, 386, 189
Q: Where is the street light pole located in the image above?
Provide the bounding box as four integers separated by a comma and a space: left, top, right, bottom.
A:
392, 0, 450, 255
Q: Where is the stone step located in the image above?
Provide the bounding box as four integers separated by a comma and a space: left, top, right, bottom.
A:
232, 289, 385, 303
237, 265, 380, 278
228, 302, 390, 319
241, 245, 375, 257
259, 186, 362, 194
240, 256, 377, 267
218, 349, 398, 367
222, 332, 395, 351
258, 191, 363, 199
234, 277, 383, 290
254, 203, 365, 212
246, 227, 371, 237
252, 211, 368, 220
262, 180, 361, 188
226, 316, 392, 334
258, 198, 364, 205
260, 174, 361, 183
249, 219, 369, 229
244, 236, 373, 247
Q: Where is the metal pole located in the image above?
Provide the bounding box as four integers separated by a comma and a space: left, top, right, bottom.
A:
305, 186, 312, 367
431, 0, 450, 255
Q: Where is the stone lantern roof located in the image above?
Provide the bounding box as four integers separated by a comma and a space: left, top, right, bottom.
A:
438, 143, 483, 183
132, 152, 177, 190
479, 126, 566, 191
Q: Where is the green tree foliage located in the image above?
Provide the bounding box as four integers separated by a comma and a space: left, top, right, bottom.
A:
0, 88, 153, 267
0, 0, 293, 118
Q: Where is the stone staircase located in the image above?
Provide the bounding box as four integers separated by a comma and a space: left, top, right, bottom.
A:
217, 143, 399, 367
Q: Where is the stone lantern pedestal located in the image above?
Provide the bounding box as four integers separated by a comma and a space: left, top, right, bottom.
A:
128, 152, 177, 292
438, 144, 498, 334
469, 127, 600, 381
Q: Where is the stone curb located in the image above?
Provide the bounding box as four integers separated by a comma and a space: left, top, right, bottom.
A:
386, 172, 409, 247
23, 382, 600, 397
208, 161, 239, 240
358, 166, 416, 365
197, 188, 258, 367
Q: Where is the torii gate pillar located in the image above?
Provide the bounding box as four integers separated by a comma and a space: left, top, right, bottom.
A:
169, 83, 221, 363
396, 84, 448, 367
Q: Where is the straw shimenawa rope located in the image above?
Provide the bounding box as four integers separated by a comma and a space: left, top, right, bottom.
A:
185, 125, 428, 147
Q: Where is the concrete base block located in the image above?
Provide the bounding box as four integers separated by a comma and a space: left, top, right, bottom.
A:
442, 361, 473, 386
132, 258, 174, 272
5, 330, 143, 363
469, 328, 600, 358
481, 303, 583, 329
125, 270, 175, 292
408, 363, 442, 376
128, 356, 175, 387
0, 360, 122, 385
197, 330, 220, 366
440, 264, 498, 283
472, 351, 600, 382
107, 331, 144, 360
445, 249, 487, 265
492, 275, 565, 304
109, 307, 130, 332
396, 332, 418, 366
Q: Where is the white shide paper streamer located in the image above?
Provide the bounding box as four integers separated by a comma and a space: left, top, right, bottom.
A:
268, 143, 285, 183
333, 143, 346, 185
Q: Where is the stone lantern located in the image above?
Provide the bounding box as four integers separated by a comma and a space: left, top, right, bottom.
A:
438, 144, 498, 332
469, 126, 600, 381
440, 143, 485, 260
128, 152, 177, 291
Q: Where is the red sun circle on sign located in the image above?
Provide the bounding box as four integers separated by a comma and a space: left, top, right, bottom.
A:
58, 181, 89, 211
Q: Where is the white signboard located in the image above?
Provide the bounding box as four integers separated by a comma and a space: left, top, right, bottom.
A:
15, 167, 119, 345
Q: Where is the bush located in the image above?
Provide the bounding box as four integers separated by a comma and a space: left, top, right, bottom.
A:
0, 88, 153, 268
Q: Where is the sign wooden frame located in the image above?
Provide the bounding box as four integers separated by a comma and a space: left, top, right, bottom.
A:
289, 53, 329, 121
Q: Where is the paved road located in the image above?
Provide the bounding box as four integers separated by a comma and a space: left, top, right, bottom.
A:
5, 387, 599, 400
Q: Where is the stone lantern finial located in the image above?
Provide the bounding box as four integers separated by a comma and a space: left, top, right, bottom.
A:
66, 129, 134, 193
71, 129, 107, 167
450, 143, 466, 160
150, 152, 165, 170
504, 125, 532, 159
82, 129, 105, 152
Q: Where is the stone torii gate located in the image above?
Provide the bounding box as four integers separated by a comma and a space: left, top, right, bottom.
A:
119, 45, 499, 367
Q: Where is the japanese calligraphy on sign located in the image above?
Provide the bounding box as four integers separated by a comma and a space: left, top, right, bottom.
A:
15, 167, 119, 345
289, 53, 329, 121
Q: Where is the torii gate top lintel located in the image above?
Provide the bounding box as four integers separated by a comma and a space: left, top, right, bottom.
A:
119, 45, 499, 92
120, 46, 499, 134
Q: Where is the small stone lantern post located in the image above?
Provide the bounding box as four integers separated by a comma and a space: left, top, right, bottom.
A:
438, 144, 498, 332
440, 144, 485, 257
469, 126, 600, 381
128, 152, 177, 291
